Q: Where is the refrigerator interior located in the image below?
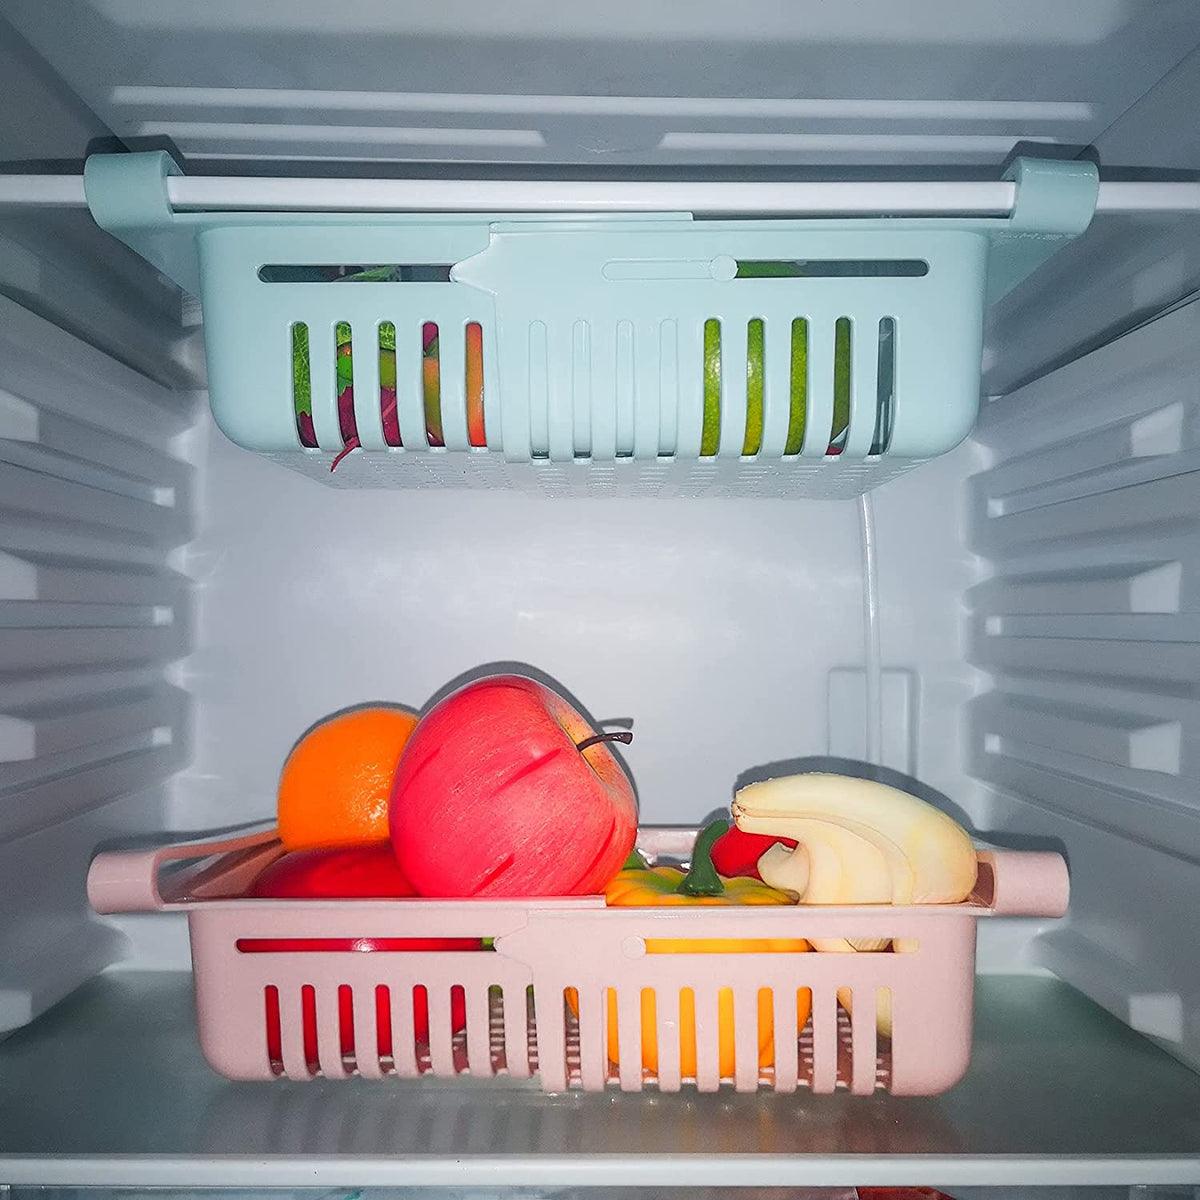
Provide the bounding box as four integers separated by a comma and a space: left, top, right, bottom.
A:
1, 1, 1200, 1189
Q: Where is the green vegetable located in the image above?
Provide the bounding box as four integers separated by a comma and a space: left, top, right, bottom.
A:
292, 323, 311, 416
785, 319, 807, 454
736, 260, 801, 278
338, 265, 403, 282
743, 318, 764, 455
674, 821, 729, 897
832, 317, 851, 450
701, 318, 721, 456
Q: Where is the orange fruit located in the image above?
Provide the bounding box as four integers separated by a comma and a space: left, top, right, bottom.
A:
277, 706, 420, 851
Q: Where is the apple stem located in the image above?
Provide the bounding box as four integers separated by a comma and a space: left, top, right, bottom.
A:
575, 730, 633, 753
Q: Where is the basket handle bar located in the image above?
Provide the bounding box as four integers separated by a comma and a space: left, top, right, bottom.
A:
972, 849, 1069, 917
87, 829, 1069, 918
87, 829, 283, 914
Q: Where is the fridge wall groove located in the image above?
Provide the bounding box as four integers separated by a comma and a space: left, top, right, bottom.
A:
969, 297, 1200, 1069
0, 295, 194, 1032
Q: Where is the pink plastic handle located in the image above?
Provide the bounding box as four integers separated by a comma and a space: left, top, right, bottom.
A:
87, 829, 282, 914
973, 849, 1069, 917
88, 828, 1070, 921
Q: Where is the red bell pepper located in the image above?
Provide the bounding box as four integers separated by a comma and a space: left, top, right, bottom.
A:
709, 823, 798, 879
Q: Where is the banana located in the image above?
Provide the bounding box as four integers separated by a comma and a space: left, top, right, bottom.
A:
755, 829, 892, 952
733, 773, 977, 1038
733, 773, 977, 907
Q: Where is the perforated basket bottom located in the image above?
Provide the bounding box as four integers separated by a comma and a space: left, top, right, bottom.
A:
262, 449, 923, 500
289, 988, 890, 1092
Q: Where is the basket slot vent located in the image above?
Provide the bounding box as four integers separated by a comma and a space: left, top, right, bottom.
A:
378, 322, 401, 447
735, 259, 928, 279
528, 320, 550, 460
696, 316, 873, 461
786, 318, 809, 455
259, 264, 454, 283
421, 322, 444, 448
615, 319, 636, 458
873, 317, 897, 455
291, 323, 316, 447
657, 318, 681, 457
263, 985, 283, 1076
828, 316, 852, 454
332, 323, 360, 466
296, 318, 482, 460
465, 322, 486, 448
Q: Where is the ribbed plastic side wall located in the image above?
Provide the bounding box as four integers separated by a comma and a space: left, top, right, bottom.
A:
968, 298, 1200, 1067
0, 293, 196, 1031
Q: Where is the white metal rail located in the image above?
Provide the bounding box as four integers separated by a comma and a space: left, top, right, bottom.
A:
0, 175, 1198, 215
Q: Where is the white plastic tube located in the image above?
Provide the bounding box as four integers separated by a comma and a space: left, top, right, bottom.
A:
1, 174, 1199, 215
858, 492, 883, 767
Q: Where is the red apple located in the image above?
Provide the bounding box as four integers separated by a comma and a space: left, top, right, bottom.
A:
250, 844, 418, 899
390, 675, 637, 898
248, 845, 475, 1053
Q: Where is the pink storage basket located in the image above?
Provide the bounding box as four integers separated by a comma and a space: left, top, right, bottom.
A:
88, 827, 1068, 1096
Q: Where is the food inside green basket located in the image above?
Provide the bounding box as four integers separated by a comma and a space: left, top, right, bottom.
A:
701, 314, 850, 457
785, 318, 807, 455
743, 318, 764, 456
290, 315, 442, 458
332, 322, 360, 469
291, 323, 317, 447
701, 319, 721, 455
422, 322, 444, 447
379, 321, 400, 446
831, 317, 851, 453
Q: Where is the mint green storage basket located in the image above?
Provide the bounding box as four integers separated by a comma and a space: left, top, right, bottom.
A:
84, 153, 1097, 498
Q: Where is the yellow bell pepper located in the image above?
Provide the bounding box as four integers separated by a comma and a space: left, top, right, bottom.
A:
570, 821, 811, 1078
